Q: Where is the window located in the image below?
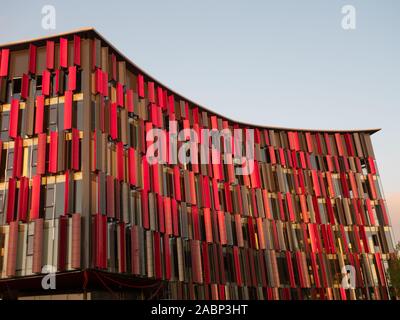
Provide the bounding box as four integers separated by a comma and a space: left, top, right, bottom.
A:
44, 184, 55, 219
47, 104, 58, 132
0, 111, 10, 142
12, 77, 22, 99
30, 144, 38, 176
6, 149, 13, 178
36, 75, 43, 96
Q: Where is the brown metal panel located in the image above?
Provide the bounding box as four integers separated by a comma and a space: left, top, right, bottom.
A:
101, 46, 109, 73
353, 133, 364, 158
118, 61, 126, 86
93, 38, 101, 70
71, 213, 81, 269
32, 219, 44, 274
9, 49, 28, 78
95, 128, 102, 172
0, 77, 7, 103
6, 221, 18, 277
24, 81, 35, 136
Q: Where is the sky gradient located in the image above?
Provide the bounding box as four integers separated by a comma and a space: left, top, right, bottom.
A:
1, 0, 399, 241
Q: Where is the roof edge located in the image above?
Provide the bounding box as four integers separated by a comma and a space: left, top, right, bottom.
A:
0, 27, 382, 135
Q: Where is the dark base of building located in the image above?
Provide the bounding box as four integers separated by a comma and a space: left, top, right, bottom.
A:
0, 269, 163, 300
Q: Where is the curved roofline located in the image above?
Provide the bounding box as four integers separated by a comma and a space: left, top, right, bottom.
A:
0, 27, 381, 135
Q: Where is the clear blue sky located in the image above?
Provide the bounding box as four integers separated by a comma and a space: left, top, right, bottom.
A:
0, 0, 399, 240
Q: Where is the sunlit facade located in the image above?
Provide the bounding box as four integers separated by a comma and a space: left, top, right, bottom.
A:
0, 28, 396, 300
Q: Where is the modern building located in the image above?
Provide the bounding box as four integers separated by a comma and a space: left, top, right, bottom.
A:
0, 28, 396, 300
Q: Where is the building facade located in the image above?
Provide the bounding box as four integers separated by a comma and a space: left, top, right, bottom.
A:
0, 28, 396, 300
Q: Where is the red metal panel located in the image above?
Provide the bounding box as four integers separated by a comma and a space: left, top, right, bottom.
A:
48, 131, 58, 173
9, 99, 19, 138
203, 208, 213, 243
68, 66, 76, 91
36, 133, 47, 175
116, 82, 124, 107
340, 172, 350, 198
368, 174, 377, 200
286, 251, 296, 288
126, 89, 134, 113
59, 37, 68, 68
359, 225, 370, 253
21, 73, 29, 100
64, 90, 72, 130
311, 170, 321, 197
325, 197, 336, 225
102, 71, 108, 97
28, 44, 37, 75
164, 197, 172, 235
168, 94, 175, 117
344, 133, 354, 157
368, 157, 376, 175
173, 166, 181, 201
374, 253, 386, 286
212, 178, 220, 211
157, 87, 164, 108
30, 175, 41, 220
128, 147, 136, 186
137, 74, 144, 98
116, 142, 124, 181
35, 95, 45, 134
6, 177, 16, 223
148, 81, 155, 103
110, 102, 118, 140
335, 133, 344, 156
141, 191, 149, 229
286, 192, 295, 222
233, 246, 242, 286
58, 216, 68, 271
0, 49, 10, 77
13, 136, 23, 178
73, 35, 81, 66
72, 128, 80, 170
379, 199, 389, 225
191, 240, 203, 284
42, 70, 51, 96
202, 242, 210, 284
224, 182, 232, 213
142, 155, 149, 192
46, 41, 55, 70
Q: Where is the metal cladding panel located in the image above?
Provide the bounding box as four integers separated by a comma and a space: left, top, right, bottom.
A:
32, 218, 44, 274
0, 30, 393, 301
59, 37, 68, 68
0, 49, 10, 76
